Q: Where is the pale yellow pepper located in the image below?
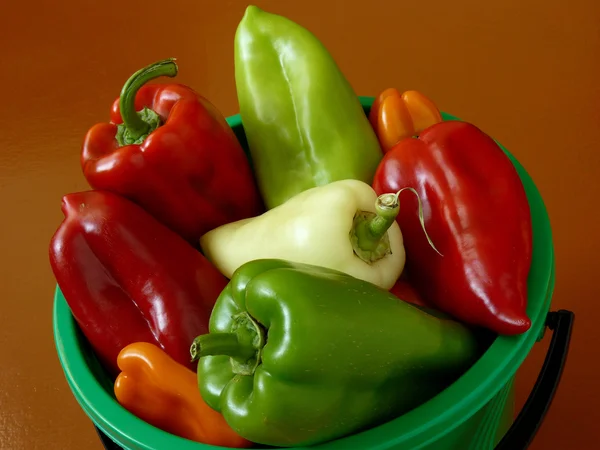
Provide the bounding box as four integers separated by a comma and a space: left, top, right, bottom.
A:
200, 179, 408, 290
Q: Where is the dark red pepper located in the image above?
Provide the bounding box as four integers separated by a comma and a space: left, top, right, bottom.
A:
373, 120, 533, 335
49, 190, 229, 376
81, 58, 264, 245
389, 276, 431, 309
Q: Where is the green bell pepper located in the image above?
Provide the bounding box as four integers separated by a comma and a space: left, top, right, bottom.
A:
234, 6, 383, 210
190, 259, 479, 447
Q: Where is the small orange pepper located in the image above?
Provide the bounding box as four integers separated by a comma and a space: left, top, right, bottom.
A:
369, 88, 442, 153
114, 342, 252, 448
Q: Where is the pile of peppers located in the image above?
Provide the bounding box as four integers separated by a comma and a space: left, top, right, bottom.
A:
49, 4, 533, 448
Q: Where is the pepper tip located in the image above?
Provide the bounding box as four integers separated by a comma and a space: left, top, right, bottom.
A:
243, 5, 263, 20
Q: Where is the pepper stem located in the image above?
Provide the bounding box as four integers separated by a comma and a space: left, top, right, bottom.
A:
351, 194, 400, 263
388, 187, 443, 256
190, 333, 256, 362
360, 194, 401, 248
351, 187, 442, 263
117, 58, 178, 145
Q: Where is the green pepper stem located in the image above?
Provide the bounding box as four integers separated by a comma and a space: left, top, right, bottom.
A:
370, 193, 402, 240
119, 58, 178, 140
352, 193, 400, 254
190, 333, 256, 362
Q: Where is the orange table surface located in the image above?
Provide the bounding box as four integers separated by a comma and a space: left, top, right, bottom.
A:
1, 0, 598, 449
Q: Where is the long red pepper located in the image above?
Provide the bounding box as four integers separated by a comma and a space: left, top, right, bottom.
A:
49, 190, 229, 376
373, 120, 533, 335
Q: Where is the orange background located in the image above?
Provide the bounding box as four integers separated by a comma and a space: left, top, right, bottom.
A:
1, 0, 598, 448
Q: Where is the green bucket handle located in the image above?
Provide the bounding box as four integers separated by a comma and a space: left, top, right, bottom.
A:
92, 311, 575, 450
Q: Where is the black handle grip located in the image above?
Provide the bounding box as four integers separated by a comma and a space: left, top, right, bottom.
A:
95, 426, 121, 450
495, 309, 575, 450
94, 310, 575, 450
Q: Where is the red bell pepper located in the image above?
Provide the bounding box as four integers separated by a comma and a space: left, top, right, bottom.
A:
81, 58, 264, 245
373, 120, 533, 335
49, 190, 229, 376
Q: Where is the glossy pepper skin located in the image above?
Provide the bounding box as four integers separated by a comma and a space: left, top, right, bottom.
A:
369, 88, 442, 153
190, 259, 478, 447
114, 342, 252, 448
390, 276, 432, 309
234, 6, 383, 210
49, 190, 229, 376
373, 120, 533, 335
82, 58, 263, 244
200, 179, 406, 290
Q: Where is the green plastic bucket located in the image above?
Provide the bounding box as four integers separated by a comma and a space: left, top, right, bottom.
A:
53, 97, 572, 450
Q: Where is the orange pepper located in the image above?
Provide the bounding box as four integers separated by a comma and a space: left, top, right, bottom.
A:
369, 88, 442, 153
114, 342, 252, 448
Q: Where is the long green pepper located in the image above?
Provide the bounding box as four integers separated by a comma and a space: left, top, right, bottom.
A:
234, 5, 383, 210
191, 259, 479, 447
